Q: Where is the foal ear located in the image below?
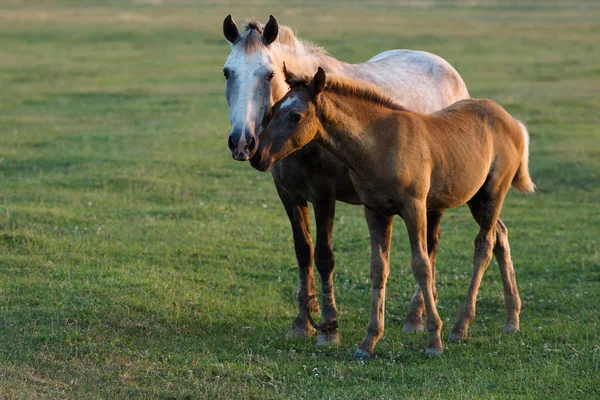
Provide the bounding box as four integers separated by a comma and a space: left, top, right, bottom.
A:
282, 62, 296, 86
223, 15, 240, 44
262, 15, 279, 45
312, 67, 327, 95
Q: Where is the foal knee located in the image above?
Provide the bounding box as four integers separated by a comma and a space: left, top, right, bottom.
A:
475, 232, 495, 256
411, 255, 432, 286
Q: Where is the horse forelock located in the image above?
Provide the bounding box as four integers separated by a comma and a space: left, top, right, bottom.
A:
234, 20, 326, 58
238, 28, 264, 53
244, 20, 263, 34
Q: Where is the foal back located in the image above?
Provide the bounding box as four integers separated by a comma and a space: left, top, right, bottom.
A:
415, 99, 531, 209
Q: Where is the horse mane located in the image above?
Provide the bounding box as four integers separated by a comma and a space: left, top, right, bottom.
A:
238, 19, 327, 57
287, 73, 407, 112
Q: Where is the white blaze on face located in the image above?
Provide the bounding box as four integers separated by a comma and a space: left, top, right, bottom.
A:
224, 44, 275, 154
279, 94, 299, 110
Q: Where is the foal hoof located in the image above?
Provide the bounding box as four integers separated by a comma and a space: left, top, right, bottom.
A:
316, 328, 341, 346
402, 320, 425, 333
285, 325, 316, 340
502, 324, 520, 334
425, 346, 444, 356
448, 331, 467, 344
352, 348, 373, 360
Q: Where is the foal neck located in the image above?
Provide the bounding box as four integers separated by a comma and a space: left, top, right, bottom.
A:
316, 92, 401, 170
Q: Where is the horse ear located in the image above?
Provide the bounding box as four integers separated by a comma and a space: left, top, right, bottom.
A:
223, 15, 240, 44
282, 62, 295, 86
312, 67, 326, 95
262, 15, 279, 45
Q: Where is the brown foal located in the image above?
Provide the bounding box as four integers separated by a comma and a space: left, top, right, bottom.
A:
251, 66, 534, 358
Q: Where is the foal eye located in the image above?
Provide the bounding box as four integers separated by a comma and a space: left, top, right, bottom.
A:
290, 113, 302, 123
267, 72, 275, 81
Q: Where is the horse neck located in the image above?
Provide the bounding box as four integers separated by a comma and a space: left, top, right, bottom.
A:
316, 93, 395, 171
274, 43, 349, 80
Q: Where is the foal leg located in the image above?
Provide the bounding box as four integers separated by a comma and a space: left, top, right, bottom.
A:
403, 201, 444, 355
277, 186, 319, 339
454, 195, 521, 340
403, 210, 444, 333
494, 219, 521, 333
353, 207, 393, 359
313, 197, 341, 345
459, 198, 521, 337
449, 186, 508, 343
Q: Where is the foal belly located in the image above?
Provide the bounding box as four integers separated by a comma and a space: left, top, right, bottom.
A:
350, 175, 403, 214
427, 170, 489, 210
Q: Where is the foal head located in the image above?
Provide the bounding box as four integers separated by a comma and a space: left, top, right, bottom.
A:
250, 65, 326, 172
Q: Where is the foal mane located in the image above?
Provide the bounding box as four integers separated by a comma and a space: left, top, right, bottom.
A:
287, 73, 407, 112
324, 76, 407, 111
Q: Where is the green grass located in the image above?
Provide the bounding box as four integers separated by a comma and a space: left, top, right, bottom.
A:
0, 0, 599, 398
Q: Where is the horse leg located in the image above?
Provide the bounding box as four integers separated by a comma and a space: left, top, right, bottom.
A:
313, 197, 341, 345
276, 185, 319, 339
353, 207, 393, 359
449, 185, 509, 343
402, 200, 444, 355
403, 209, 444, 333
461, 198, 521, 335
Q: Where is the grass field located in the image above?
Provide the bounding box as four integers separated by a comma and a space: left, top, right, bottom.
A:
1, 0, 599, 398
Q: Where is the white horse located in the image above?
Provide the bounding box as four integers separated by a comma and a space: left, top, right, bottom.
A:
222, 15, 471, 346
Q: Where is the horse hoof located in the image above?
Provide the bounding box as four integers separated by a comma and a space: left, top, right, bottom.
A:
448, 331, 466, 343
502, 324, 520, 334
316, 329, 341, 346
352, 348, 373, 360
402, 320, 425, 333
285, 325, 316, 340
425, 346, 444, 356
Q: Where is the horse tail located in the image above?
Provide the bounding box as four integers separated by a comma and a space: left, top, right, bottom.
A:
511, 121, 536, 193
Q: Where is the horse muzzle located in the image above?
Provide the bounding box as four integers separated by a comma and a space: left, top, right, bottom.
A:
228, 130, 258, 162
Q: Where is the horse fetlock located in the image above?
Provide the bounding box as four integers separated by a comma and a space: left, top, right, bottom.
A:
307, 299, 320, 314
286, 319, 316, 340
285, 325, 317, 340
426, 318, 442, 334
300, 293, 320, 314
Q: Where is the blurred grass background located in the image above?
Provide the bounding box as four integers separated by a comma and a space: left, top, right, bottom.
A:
0, 0, 599, 398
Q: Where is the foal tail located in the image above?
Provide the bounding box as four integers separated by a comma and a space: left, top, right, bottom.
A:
511, 121, 536, 193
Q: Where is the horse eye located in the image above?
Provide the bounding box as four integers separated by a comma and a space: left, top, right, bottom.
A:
223, 69, 230, 80
290, 113, 302, 123
267, 72, 275, 81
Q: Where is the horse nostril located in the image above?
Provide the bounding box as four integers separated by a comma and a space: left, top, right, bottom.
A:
248, 137, 257, 152
228, 136, 235, 151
